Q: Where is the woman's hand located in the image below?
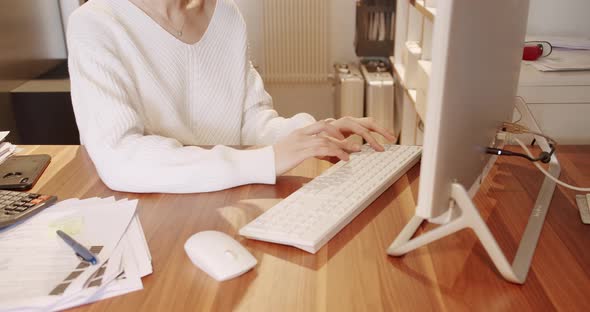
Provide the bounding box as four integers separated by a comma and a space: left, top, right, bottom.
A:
273, 117, 396, 175
324, 117, 396, 152
273, 121, 361, 175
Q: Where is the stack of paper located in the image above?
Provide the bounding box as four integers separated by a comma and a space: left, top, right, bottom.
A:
0, 197, 152, 311
527, 36, 590, 50
525, 36, 590, 72
0, 131, 16, 165
529, 49, 590, 72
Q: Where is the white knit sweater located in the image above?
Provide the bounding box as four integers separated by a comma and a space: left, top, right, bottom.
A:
67, 0, 315, 193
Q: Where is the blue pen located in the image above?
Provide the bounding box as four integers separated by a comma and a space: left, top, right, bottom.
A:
56, 230, 98, 265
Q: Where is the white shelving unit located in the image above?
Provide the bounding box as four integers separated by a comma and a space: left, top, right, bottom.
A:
390, 0, 435, 145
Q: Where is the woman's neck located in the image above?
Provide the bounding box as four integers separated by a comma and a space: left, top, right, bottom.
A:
140, 0, 188, 17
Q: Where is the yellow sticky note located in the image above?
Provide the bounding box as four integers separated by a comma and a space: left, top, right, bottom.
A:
49, 217, 84, 236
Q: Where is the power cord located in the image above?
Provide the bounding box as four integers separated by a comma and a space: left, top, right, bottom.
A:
513, 137, 590, 192
485, 146, 553, 163
488, 121, 590, 192
485, 122, 555, 164
492, 114, 590, 221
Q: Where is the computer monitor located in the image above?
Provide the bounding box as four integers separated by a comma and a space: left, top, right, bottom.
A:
388, 0, 561, 284
417, 1, 528, 220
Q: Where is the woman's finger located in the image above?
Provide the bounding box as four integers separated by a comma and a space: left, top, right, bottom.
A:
299, 121, 345, 140
321, 122, 346, 140
355, 117, 396, 142
337, 119, 384, 151
311, 136, 360, 153
304, 137, 350, 161
306, 146, 349, 161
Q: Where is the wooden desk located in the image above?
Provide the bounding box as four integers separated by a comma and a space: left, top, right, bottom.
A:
18, 145, 590, 311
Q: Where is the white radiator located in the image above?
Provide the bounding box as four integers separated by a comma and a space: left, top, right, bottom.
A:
262, 0, 330, 83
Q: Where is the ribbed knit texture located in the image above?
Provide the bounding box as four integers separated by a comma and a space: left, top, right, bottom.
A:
67, 0, 315, 193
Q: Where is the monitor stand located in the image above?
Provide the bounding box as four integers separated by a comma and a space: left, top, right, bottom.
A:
387, 99, 560, 284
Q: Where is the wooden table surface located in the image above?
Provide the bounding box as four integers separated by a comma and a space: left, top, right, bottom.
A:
17, 145, 590, 311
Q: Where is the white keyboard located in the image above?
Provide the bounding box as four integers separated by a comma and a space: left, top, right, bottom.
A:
239, 144, 422, 253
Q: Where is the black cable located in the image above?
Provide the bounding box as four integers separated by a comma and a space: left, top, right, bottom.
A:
486, 144, 555, 164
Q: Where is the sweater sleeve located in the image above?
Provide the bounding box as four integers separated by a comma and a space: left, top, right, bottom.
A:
67, 19, 275, 193
240, 62, 316, 145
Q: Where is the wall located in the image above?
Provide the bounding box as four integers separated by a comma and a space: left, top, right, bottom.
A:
235, 0, 357, 74
0, 0, 67, 79
527, 0, 590, 36
265, 84, 335, 120
234, 0, 357, 119
59, 0, 86, 34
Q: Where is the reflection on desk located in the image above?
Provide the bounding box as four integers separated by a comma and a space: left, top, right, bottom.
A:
17, 145, 590, 311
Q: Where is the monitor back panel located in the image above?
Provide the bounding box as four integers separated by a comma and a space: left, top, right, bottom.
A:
417, 0, 530, 219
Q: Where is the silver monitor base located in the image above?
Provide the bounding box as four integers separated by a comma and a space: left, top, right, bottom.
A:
388, 99, 560, 284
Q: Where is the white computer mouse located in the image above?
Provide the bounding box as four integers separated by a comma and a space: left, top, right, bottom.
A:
184, 231, 257, 281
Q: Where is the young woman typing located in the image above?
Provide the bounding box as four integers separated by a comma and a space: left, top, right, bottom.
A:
67, 0, 395, 193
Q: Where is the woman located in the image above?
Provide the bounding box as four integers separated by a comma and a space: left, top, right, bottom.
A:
67, 0, 395, 193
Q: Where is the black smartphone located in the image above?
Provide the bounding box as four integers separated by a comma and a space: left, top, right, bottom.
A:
0, 154, 51, 190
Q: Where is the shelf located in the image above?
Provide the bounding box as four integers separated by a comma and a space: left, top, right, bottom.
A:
415, 90, 427, 121
394, 61, 432, 123
392, 61, 406, 88
417, 60, 432, 79
393, 62, 419, 111
413, 1, 435, 21
407, 89, 418, 105
415, 60, 431, 121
